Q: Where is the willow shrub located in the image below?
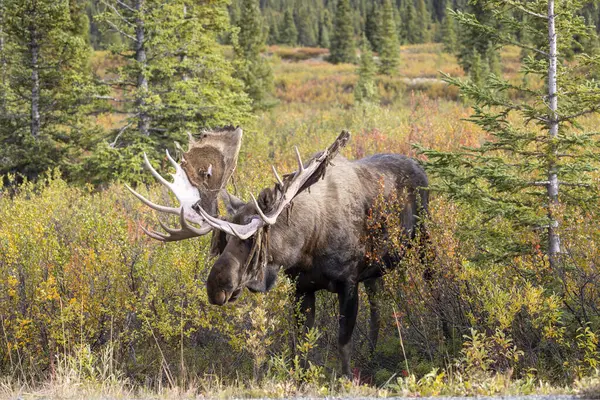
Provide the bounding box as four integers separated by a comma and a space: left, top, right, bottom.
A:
1, 170, 598, 388
0, 172, 297, 384
365, 194, 600, 385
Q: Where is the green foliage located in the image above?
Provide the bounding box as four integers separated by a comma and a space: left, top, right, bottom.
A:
442, 14, 458, 53
401, 0, 419, 44
452, 3, 500, 74
355, 36, 379, 104
319, 9, 333, 48
420, 0, 600, 260
415, 0, 431, 43
0, 0, 105, 181
267, 328, 325, 386
365, 2, 382, 52
280, 9, 298, 46
92, 0, 251, 184
378, 0, 401, 75
235, 0, 275, 111
329, 0, 356, 64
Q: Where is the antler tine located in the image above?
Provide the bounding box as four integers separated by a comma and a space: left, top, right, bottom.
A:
271, 165, 284, 187
165, 149, 179, 171
143, 153, 172, 189
141, 207, 212, 242
129, 152, 214, 241
125, 184, 179, 215
140, 224, 169, 241
190, 131, 350, 240
179, 207, 213, 236
294, 146, 304, 172
193, 202, 261, 240
250, 193, 276, 225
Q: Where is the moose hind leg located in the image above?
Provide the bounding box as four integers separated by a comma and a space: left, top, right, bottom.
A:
337, 283, 359, 378
364, 277, 383, 354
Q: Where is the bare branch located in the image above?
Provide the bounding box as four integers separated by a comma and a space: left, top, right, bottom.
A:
115, 0, 135, 12
103, 2, 135, 28
109, 122, 132, 148
104, 20, 136, 42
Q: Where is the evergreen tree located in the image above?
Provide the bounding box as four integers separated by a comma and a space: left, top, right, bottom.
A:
266, 12, 280, 44
379, 0, 400, 75
329, 0, 356, 64
354, 35, 378, 104
415, 0, 430, 43
296, 5, 318, 46
453, 2, 499, 74
441, 14, 457, 53
235, 0, 274, 110
319, 9, 332, 48
420, 0, 600, 271
365, 2, 382, 52
0, 0, 104, 180
94, 0, 250, 183
403, 0, 418, 44
280, 9, 298, 46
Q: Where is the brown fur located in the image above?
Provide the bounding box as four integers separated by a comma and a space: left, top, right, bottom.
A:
205, 153, 429, 377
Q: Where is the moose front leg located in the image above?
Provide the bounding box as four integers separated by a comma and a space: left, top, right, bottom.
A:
364, 277, 382, 354
337, 283, 359, 378
294, 290, 316, 370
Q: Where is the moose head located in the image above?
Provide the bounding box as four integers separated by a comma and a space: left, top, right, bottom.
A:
193, 131, 350, 305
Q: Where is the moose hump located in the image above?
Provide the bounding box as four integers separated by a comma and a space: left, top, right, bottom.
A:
181, 126, 242, 191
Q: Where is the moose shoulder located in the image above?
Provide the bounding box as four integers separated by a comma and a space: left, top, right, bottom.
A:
196, 133, 429, 377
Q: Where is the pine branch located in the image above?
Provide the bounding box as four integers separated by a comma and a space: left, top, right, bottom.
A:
103, 2, 135, 28
115, 0, 135, 13
504, 2, 548, 20
559, 107, 599, 122
104, 20, 136, 42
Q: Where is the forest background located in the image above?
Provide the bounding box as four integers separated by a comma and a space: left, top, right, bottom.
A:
1, 0, 600, 397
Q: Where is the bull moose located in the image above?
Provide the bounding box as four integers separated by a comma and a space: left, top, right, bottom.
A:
129, 129, 429, 377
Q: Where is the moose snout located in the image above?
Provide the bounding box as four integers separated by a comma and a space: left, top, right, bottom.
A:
206, 257, 241, 306
209, 289, 228, 306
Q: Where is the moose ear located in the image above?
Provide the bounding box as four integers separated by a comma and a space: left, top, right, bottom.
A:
209, 229, 228, 258
220, 190, 245, 216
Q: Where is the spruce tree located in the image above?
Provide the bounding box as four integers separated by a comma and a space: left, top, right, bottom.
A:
329, 0, 356, 64
319, 9, 332, 48
296, 5, 318, 47
441, 14, 457, 53
379, 0, 400, 75
365, 2, 382, 52
354, 35, 378, 104
403, 0, 418, 44
452, 2, 499, 74
94, 0, 250, 183
280, 9, 298, 46
415, 0, 430, 43
419, 0, 600, 270
0, 0, 104, 180
235, 0, 274, 110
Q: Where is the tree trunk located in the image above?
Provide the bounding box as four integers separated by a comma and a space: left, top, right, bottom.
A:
135, 0, 149, 136
30, 26, 40, 138
547, 0, 560, 269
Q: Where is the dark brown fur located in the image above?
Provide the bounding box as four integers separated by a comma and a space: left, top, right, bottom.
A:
206, 153, 428, 376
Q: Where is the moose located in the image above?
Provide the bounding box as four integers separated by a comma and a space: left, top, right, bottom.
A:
129, 129, 429, 377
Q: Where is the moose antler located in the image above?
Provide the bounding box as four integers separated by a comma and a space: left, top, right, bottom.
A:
194, 131, 351, 240
126, 150, 212, 241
